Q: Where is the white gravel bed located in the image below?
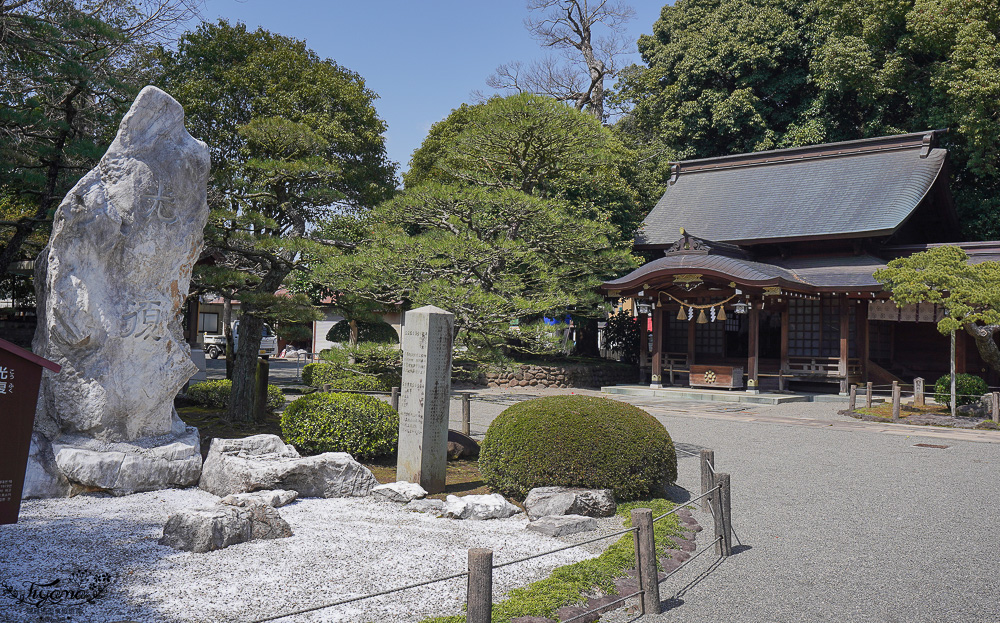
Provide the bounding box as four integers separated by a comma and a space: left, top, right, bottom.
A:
0, 488, 619, 623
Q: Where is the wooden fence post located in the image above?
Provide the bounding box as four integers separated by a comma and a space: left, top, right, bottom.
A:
390, 386, 399, 411
462, 393, 471, 436
892, 381, 901, 422
254, 357, 270, 422
700, 449, 715, 512
848, 384, 857, 411
778, 369, 786, 392
712, 474, 725, 556
914, 377, 925, 407
993, 392, 999, 425
322, 383, 331, 393
866, 381, 873, 409
467, 548, 493, 623
718, 473, 732, 556
669, 360, 674, 386
631, 509, 661, 615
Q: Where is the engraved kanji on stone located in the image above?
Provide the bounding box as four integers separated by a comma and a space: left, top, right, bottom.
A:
122, 301, 163, 340
143, 180, 178, 223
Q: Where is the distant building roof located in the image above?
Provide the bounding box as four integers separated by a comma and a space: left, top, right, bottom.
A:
636, 131, 952, 248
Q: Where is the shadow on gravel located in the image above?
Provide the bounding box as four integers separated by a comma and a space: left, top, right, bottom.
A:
661, 555, 727, 612
731, 544, 753, 555
663, 484, 692, 504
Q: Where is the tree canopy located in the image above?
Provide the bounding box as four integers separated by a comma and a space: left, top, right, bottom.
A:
154, 20, 396, 421
874, 245, 1000, 372
615, 0, 1000, 237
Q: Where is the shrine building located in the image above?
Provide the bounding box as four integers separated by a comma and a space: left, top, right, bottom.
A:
600, 130, 1000, 393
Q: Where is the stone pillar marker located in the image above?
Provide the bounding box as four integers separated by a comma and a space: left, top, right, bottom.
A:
397, 305, 454, 494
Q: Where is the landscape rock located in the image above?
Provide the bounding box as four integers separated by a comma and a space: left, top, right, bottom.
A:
21, 432, 71, 499
159, 502, 292, 553
199, 434, 378, 498
525, 514, 597, 537
221, 489, 298, 508
956, 395, 992, 417
523, 487, 617, 521
51, 427, 201, 496
443, 493, 521, 520
372, 481, 427, 503
447, 429, 480, 460
404, 498, 446, 516
31, 86, 210, 444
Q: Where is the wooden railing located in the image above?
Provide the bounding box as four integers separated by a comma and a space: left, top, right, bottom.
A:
785, 357, 861, 379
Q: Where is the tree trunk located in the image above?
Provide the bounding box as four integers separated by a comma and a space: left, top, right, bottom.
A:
223, 298, 234, 380
228, 312, 265, 423
964, 323, 1000, 373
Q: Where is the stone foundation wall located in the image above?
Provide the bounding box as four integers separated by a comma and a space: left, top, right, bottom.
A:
476, 362, 638, 389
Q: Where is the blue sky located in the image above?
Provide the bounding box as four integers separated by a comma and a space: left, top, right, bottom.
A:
192, 1, 668, 179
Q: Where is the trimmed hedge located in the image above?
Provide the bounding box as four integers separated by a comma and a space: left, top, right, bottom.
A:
479, 395, 677, 501
326, 319, 399, 344
281, 392, 399, 459
301, 362, 399, 392
934, 373, 988, 407
187, 379, 284, 413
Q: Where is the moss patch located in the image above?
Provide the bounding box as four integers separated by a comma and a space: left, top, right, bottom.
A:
421, 498, 685, 623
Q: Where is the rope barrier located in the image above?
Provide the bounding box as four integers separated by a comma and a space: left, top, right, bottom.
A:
653, 487, 719, 523
247, 570, 470, 623
560, 590, 645, 623
493, 526, 638, 569
658, 536, 723, 585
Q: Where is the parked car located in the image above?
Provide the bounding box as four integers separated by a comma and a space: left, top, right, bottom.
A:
203, 320, 279, 359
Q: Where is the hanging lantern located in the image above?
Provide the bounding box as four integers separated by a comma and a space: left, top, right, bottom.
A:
718, 306, 727, 321
734, 301, 748, 315
697, 309, 708, 324
636, 301, 651, 315
676, 306, 686, 321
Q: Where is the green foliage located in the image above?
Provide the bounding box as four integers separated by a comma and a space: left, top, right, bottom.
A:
301, 362, 398, 392
615, 0, 1000, 237
421, 498, 684, 623
320, 342, 403, 377
281, 392, 399, 458
326, 319, 399, 344
601, 308, 641, 364
509, 321, 572, 356
479, 395, 677, 501
933, 373, 987, 407
873, 246, 1000, 335
187, 379, 284, 413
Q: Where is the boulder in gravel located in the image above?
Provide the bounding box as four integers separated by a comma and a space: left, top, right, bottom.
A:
21, 433, 71, 499
372, 481, 427, 503
444, 493, 520, 520
956, 395, 992, 417
199, 434, 377, 498
221, 489, 298, 508
51, 428, 202, 496
525, 514, 597, 537
404, 498, 446, 516
523, 487, 616, 521
159, 502, 292, 553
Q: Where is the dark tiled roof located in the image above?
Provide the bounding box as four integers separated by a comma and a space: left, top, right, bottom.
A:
602, 253, 886, 293
636, 132, 948, 247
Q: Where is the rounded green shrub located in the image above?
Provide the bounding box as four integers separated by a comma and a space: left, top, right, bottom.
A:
302, 362, 348, 387
934, 373, 988, 407
479, 395, 677, 501
187, 379, 284, 413
301, 362, 399, 391
281, 392, 399, 459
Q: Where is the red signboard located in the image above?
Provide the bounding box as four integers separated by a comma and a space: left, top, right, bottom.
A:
0, 338, 60, 524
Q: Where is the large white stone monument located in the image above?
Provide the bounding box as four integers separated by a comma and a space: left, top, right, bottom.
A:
396, 306, 454, 494
24, 86, 210, 497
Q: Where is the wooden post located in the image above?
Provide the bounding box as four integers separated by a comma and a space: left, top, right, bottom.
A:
839, 296, 850, 396
700, 449, 715, 512
631, 508, 661, 615
780, 306, 789, 376
254, 357, 270, 422
718, 473, 732, 556
866, 381, 873, 409
993, 392, 1000, 424
778, 369, 786, 392
461, 393, 471, 436
747, 303, 760, 392
638, 311, 648, 385
849, 384, 857, 411
651, 305, 664, 388
668, 360, 675, 386
390, 386, 399, 411
857, 301, 870, 383
322, 383, 331, 393
914, 377, 925, 407
892, 381, 901, 422
687, 313, 697, 367
467, 548, 493, 623
712, 472, 725, 556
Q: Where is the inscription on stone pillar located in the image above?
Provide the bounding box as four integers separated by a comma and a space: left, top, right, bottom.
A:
396, 306, 454, 494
